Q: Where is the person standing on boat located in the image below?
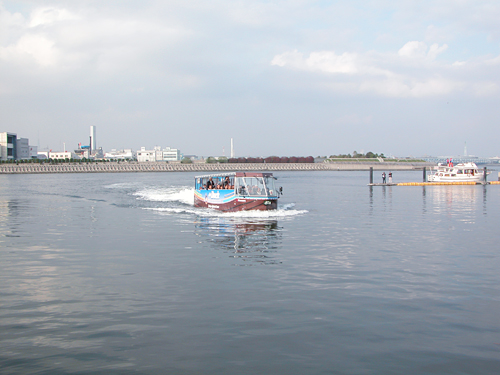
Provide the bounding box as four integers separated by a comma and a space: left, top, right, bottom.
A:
207, 177, 215, 189
382, 172, 386, 183
223, 176, 231, 189
388, 172, 393, 183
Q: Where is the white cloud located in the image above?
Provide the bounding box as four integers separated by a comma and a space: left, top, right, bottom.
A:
0, 34, 60, 66
0, 4, 191, 73
306, 51, 358, 74
398, 41, 448, 61
270, 40, 500, 98
272, 50, 360, 74
29, 7, 78, 27
398, 41, 429, 59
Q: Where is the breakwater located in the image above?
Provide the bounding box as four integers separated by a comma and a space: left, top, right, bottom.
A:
0, 162, 433, 174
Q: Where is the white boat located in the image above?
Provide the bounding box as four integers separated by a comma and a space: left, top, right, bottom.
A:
427, 162, 487, 182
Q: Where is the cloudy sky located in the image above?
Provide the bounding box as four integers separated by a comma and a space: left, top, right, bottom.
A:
1, 0, 500, 157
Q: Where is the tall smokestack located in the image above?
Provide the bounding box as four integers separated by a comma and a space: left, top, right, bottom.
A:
90, 126, 96, 151
230, 138, 234, 158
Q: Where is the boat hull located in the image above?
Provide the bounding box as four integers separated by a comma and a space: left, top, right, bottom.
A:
427, 175, 484, 182
194, 190, 278, 212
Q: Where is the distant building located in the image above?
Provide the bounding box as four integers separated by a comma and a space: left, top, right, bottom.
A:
137, 147, 156, 162
137, 146, 182, 162
73, 145, 90, 159
16, 138, 30, 159
37, 151, 49, 159
29, 145, 38, 158
0, 132, 36, 160
0, 132, 17, 160
73, 143, 103, 159
162, 147, 181, 161
104, 149, 136, 160
49, 151, 74, 160
37, 151, 75, 160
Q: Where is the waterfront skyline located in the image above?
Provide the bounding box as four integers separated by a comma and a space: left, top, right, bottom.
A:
1, 1, 500, 157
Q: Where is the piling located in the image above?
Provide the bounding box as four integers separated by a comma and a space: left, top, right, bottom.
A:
369, 167, 373, 184
422, 167, 427, 182
484, 167, 488, 184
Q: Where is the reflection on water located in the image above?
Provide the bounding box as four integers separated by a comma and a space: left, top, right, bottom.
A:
369, 184, 488, 224
194, 217, 282, 265
427, 186, 484, 224
0, 199, 31, 239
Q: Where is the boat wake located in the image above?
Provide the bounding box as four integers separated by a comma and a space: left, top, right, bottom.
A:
133, 186, 194, 205
134, 186, 307, 218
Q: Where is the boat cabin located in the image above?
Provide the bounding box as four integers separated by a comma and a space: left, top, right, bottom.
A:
194, 172, 280, 211
195, 172, 279, 198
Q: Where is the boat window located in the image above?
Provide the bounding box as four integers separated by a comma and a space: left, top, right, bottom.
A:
235, 176, 278, 197
195, 176, 235, 190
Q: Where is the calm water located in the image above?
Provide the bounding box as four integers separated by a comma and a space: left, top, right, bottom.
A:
1, 171, 500, 374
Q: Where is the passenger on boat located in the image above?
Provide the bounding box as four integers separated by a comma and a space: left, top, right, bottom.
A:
207, 177, 215, 189
223, 176, 231, 189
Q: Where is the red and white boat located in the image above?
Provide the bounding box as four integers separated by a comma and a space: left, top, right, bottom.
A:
194, 172, 280, 212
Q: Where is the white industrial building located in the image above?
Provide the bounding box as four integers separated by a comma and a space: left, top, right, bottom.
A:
49, 151, 74, 160
37, 151, 75, 160
137, 146, 182, 162
104, 149, 136, 160
162, 147, 181, 161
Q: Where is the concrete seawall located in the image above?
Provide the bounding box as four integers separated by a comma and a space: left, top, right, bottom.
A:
0, 162, 433, 174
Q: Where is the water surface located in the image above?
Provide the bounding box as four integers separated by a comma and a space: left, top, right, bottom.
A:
1, 171, 500, 374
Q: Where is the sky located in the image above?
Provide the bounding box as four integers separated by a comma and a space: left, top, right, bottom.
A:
1, 0, 500, 158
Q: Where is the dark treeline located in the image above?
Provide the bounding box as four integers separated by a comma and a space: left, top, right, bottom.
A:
227, 156, 315, 163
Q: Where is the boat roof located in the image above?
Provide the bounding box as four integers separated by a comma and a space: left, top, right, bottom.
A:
437, 162, 478, 168
194, 172, 275, 179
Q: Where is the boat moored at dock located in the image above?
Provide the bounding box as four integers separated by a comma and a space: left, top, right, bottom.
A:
427, 162, 488, 182
194, 172, 280, 212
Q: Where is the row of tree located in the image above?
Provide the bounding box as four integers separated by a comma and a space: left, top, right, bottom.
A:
328, 151, 385, 159
204, 156, 315, 163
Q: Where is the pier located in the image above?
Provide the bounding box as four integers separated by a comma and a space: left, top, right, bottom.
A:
368, 166, 499, 186
0, 161, 433, 175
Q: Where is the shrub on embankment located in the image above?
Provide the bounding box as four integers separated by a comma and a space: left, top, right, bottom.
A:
226, 156, 315, 163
